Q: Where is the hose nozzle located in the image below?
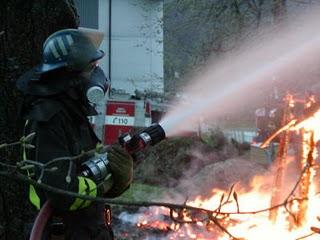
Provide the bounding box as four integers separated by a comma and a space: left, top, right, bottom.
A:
119, 123, 166, 154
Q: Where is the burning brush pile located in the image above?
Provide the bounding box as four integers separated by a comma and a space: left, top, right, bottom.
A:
114, 93, 320, 240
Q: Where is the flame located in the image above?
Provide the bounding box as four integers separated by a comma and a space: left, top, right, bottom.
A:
135, 104, 320, 240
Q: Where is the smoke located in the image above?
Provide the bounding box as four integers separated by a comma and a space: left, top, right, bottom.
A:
117, 7, 320, 239
160, 6, 320, 137
117, 157, 277, 239
176, 158, 268, 198
117, 146, 307, 239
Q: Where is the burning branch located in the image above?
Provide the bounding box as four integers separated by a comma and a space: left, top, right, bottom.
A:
2, 126, 320, 239
1, 160, 320, 239
214, 183, 235, 215
0, 137, 241, 239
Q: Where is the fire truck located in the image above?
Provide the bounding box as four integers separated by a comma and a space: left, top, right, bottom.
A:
104, 98, 151, 145
90, 91, 158, 145
73, 1, 165, 144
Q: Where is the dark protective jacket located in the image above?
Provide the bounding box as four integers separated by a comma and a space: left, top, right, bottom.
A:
23, 93, 100, 211
19, 65, 133, 239
22, 93, 114, 239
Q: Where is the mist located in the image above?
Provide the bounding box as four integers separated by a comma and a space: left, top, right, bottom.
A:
160, 7, 320, 137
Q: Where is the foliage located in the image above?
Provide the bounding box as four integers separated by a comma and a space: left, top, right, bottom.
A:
163, 0, 293, 93
200, 127, 227, 150
0, 1, 79, 239
164, 0, 265, 92
115, 183, 170, 202
134, 134, 238, 188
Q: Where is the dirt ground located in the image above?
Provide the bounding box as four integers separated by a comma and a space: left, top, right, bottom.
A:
112, 135, 270, 240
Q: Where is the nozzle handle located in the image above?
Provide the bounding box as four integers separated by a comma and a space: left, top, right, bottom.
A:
141, 123, 166, 145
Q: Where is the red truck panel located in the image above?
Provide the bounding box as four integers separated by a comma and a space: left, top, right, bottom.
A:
104, 101, 135, 145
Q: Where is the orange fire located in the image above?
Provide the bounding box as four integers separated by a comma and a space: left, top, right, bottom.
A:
136, 99, 320, 239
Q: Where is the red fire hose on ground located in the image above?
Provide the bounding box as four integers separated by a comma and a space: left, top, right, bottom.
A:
29, 200, 53, 240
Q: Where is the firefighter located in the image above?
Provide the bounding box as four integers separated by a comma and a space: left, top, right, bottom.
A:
16, 28, 133, 239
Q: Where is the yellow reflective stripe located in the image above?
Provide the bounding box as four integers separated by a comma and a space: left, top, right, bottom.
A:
82, 178, 97, 208
69, 177, 86, 210
69, 197, 85, 211
69, 177, 97, 211
29, 185, 41, 210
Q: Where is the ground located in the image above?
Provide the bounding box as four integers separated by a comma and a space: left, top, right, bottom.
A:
111, 132, 269, 239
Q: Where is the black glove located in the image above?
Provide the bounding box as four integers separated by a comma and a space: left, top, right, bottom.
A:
104, 145, 133, 198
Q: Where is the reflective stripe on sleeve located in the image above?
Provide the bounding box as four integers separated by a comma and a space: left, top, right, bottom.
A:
69, 176, 97, 211
29, 184, 41, 210
82, 177, 97, 208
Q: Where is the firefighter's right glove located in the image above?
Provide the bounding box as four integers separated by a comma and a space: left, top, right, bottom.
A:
104, 145, 133, 198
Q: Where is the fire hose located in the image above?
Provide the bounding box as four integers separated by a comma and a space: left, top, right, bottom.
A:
29, 123, 166, 240
29, 200, 53, 240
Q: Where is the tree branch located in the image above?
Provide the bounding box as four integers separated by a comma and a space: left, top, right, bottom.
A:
1, 135, 320, 239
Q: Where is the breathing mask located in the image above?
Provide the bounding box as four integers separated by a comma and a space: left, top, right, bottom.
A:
84, 66, 110, 104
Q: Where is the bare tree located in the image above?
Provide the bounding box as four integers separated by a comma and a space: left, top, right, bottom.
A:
272, 0, 287, 24
0, 1, 79, 239
163, 0, 268, 92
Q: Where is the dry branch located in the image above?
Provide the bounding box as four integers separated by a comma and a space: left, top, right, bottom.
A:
1, 137, 320, 239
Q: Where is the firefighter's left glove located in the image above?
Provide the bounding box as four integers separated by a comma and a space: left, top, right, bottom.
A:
104, 145, 133, 198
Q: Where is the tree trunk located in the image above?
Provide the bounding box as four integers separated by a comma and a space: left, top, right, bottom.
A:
272, 0, 287, 25
0, 1, 78, 239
